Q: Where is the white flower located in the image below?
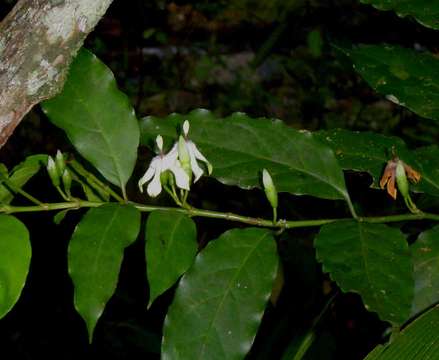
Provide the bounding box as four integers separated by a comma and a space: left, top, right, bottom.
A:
138, 135, 190, 197
177, 120, 212, 182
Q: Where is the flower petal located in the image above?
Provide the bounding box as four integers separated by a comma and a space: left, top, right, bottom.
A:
187, 141, 211, 181
387, 173, 397, 199
404, 163, 421, 184
147, 164, 163, 197
138, 157, 159, 192
170, 162, 190, 190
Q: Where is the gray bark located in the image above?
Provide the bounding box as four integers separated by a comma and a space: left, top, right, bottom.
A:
0, 0, 114, 147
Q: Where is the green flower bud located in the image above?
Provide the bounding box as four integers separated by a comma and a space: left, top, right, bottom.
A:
262, 169, 278, 209
62, 169, 72, 197
395, 161, 409, 198
178, 135, 192, 179
47, 156, 60, 187
55, 150, 66, 177
396, 160, 419, 213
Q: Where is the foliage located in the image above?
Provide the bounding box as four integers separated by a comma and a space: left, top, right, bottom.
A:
2, 0, 439, 359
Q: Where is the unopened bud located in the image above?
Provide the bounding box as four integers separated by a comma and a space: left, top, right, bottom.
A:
47, 156, 60, 187
262, 169, 278, 209
178, 135, 192, 178
55, 150, 65, 177
396, 160, 419, 213
62, 169, 72, 197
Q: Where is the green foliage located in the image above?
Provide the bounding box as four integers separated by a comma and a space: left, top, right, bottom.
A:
315, 221, 413, 325
4, 1, 439, 355
140, 110, 351, 202
0, 215, 31, 320
68, 204, 141, 342
411, 225, 439, 317
360, 0, 439, 30
317, 130, 439, 196
0, 155, 47, 204
365, 306, 439, 359
146, 210, 198, 307
338, 44, 439, 122
42, 49, 139, 196
162, 228, 278, 359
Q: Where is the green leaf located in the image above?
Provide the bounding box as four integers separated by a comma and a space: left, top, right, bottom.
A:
315, 221, 413, 325
411, 225, 439, 317
316, 129, 412, 187
53, 209, 70, 225
413, 145, 439, 196
316, 130, 439, 196
140, 109, 350, 202
365, 306, 439, 360
146, 211, 197, 308
338, 44, 439, 122
162, 227, 278, 360
0, 155, 47, 204
360, 0, 439, 30
42, 49, 139, 195
0, 215, 31, 319
68, 204, 141, 342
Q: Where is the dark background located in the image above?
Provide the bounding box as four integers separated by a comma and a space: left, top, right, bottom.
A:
0, 0, 437, 359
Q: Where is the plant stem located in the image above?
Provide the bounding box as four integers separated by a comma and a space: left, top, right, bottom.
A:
68, 160, 125, 203
2, 200, 439, 229
0, 176, 43, 205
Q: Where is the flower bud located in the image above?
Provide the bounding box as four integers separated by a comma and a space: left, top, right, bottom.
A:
396, 160, 419, 213
62, 169, 72, 197
55, 150, 66, 177
47, 156, 60, 187
395, 161, 409, 199
262, 169, 278, 209
178, 135, 192, 179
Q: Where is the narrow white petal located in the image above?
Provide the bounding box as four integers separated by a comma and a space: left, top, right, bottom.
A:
156, 135, 164, 152
147, 165, 163, 197
189, 149, 204, 182
188, 141, 209, 163
138, 158, 159, 192
170, 163, 190, 190
183, 120, 190, 137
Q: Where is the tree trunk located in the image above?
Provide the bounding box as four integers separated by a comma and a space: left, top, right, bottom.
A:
0, 0, 114, 147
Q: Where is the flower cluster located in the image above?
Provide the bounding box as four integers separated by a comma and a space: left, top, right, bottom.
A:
138, 120, 212, 198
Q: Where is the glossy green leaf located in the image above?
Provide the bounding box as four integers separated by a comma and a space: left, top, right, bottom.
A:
339, 44, 439, 122
411, 225, 439, 316
162, 227, 278, 360
315, 221, 413, 325
316, 130, 439, 196
316, 129, 412, 187
140, 109, 350, 202
0, 215, 31, 319
365, 305, 439, 360
146, 211, 197, 307
68, 204, 141, 342
360, 0, 439, 30
413, 145, 439, 196
0, 155, 47, 204
42, 49, 139, 194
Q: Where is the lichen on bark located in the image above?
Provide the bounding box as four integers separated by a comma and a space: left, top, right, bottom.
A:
0, 0, 114, 147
